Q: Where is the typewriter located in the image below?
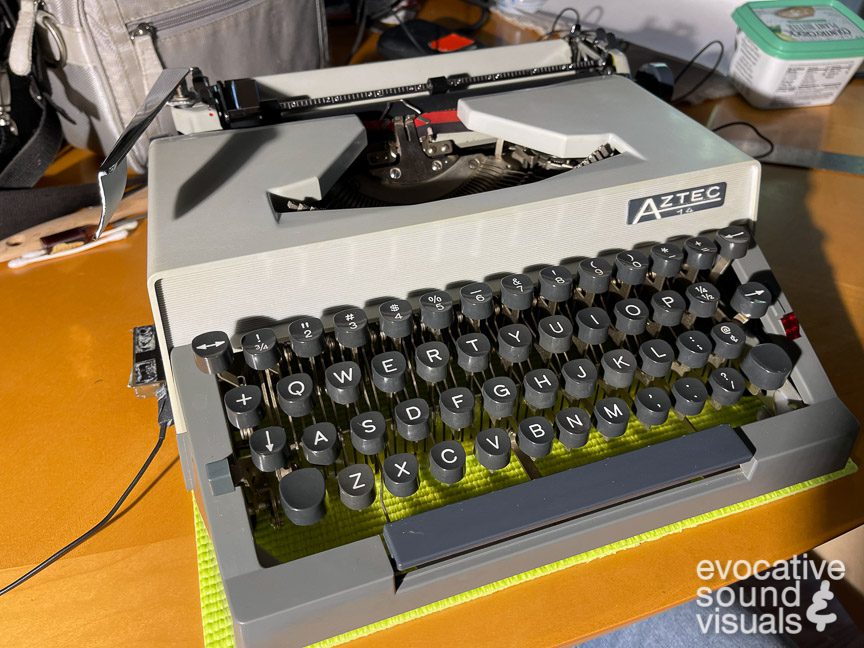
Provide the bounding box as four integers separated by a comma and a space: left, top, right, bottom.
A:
127, 33, 857, 648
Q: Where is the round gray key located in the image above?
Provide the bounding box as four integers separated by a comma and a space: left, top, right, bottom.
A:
429, 441, 466, 484
614, 298, 649, 335
482, 377, 518, 420
415, 342, 450, 383
676, 331, 712, 369
518, 416, 555, 458
639, 339, 675, 378
301, 422, 340, 466
439, 387, 475, 430
241, 328, 279, 370
538, 315, 573, 354
324, 361, 361, 405
650, 244, 684, 277
192, 331, 233, 375
279, 468, 326, 526
741, 343, 793, 391
672, 378, 708, 416
337, 464, 375, 511
379, 299, 413, 339
539, 265, 573, 302
651, 290, 686, 327
460, 282, 494, 320
224, 385, 262, 429
594, 397, 630, 438
576, 307, 610, 345
562, 359, 598, 400
333, 308, 368, 348
371, 351, 407, 393
498, 323, 532, 363
474, 428, 511, 471
686, 282, 721, 318
709, 367, 746, 406
716, 226, 751, 260
523, 368, 559, 410
578, 258, 613, 294
684, 237, 718, 270
350, 411, 386, 456
500, 273, 534, 311
394, 398, 431, 442
276, 373, 314, 417
456, 333, 491, 373
420, 291, 454, 331
635, 388, 671, 427
556, 407, 591, 449
731, 282, 771, 319
288, 316, 324, 358
383, 453, 419, 497
249, 426, 287, 472
711, 322, 746, 360
615, 250, 649, 286
601, 349, 637, 389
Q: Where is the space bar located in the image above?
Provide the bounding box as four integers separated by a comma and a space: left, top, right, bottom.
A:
383, 425, 753, 570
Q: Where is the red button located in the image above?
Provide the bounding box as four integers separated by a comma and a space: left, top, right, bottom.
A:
781, 312, 801, 340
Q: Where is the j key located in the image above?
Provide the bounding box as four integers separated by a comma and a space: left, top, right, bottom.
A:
456, 333, 491, 373
301, 422, 341, 466
224, 385, 262, 429
333, 307, 368, 348
482, 376, 518, 420
539, 265, 573, 303
731, 282, 771, 319
672, 378, 708, 416
192, 331, 233, 374
371, 351, 407, 393
279, 467, 326, 526
676, 331, 712, 369
615, 250, 649, 286
474, 428, 511, 471
500, 273, 535, 311
379, 299, 414, 339
594, 397, 630, 438
440, 387, 475, 430
383, 453, 420, 497
415, 341, 450, 383
249, 426, 288, 472
394, 398, 431, 442
338, 464, 375, 511
498, 323, 532, 363
350, 411, 386, 456
650, 243, 684, 278
709, 367, 746, 406
460, 282, 494, 320
429, 441, 467, 484
576, 307, 610, 345
685, 282, 721, 318
556, 407, 591, 449
241, 328, 279, 370
420, 290, 454, 331
651, 290, 686, 327
562, 359, 598, 400
614, 298, 649, 335
684, 237, 718, 270
325, 361, 362, 405
524, 368, 558, 410
578, 258, 613, 294
601, 349, 637, 389
538, 315, 573, 354
288, 316, 325, 358
640, 339, 675, 378
716, 225, 751, 260
635, 388, 672, 427
276, 373, 314, 417
741, 343, 793, 391
711, 322, 746, 360
518, 417, 556, 458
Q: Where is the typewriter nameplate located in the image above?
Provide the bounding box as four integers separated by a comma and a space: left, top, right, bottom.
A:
627, 182, 727, 224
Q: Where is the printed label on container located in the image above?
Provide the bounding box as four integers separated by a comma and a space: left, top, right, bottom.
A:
627, 183, 727, 224
754, 6, 864, 43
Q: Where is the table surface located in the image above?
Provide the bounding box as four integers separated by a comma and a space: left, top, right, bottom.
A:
2, 5, 863, 647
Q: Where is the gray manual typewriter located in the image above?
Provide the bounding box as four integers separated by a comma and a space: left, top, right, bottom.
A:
117, 33, 858, 647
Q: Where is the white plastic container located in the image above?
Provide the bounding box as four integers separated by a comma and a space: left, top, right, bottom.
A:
730, 0, 864, 108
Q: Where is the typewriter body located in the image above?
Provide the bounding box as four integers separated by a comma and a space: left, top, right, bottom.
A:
146, 37, 857, 648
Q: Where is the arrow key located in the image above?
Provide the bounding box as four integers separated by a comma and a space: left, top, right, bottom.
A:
731, 282, 771, 319
249, 426, 287, 472
192, 331, 233, 374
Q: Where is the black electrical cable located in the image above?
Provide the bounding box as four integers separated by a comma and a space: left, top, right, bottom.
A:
461, 0, 491, 33
389, 3, 428, 55
712, 121, 775, 160
0, 390, 173, 597
673, 39, 724, 104
539, 6, 580, 40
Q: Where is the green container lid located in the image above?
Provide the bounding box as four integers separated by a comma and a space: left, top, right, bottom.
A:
733, 0, 864, 60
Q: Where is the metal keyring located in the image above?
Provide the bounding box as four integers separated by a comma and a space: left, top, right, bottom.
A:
36, 12, 67, 68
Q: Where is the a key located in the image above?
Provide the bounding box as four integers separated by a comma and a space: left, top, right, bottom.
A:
523, 368, 558, 410
651, 290, 686, 327
415, 341, 450, 383
482, 377, 518, 420
741, 343, 793, 391
192, 331, 233, 374
578, 258, 613, 294
555, 407, 591, 449
301, 422, 341, 466
249, 426, 287, 472
350, 411, 387, 456
539, 265, 573, 303
715, 225, 751, 260
517, 416, 555, 458
593, 397, 630, 438
650, 243, 684, 278
337, 464, 376, 511
635, 387, 672, 427
460, 282, 494, 321
685, 282, 721, 318
241, 328, 279, 370
672, 378, 708, 416
474, 428, 511, 471
429, 441, 467, 484
324, 361, 362, 405
709, 367, 746, 406
614, 298, 649, 335
333, 308, 368, 349
439, 387, 475, 431
684, 237, 718, 270
394, 398, 431, 442
383, 453, 419, 497
371, 351, 407, 393
615, 250, 649, 286
420, 291, 454, 331
288, 316, 325, 358
562, 359, 598, 400
731, 282, 771, 320
711, 322, 746, 360
576, 307, 610, 345
601, 349, 637, 389
224, 385, 262, 429
639, 339, 675, 378
676, 331, 712, 370
538, 315, 573, 354
500, 273, 535, 311
279, 467, 326, 526
379, 299, 414, 339
498, 323, 532, 363
456, 333, 491, 373
276, 373, 314, 417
